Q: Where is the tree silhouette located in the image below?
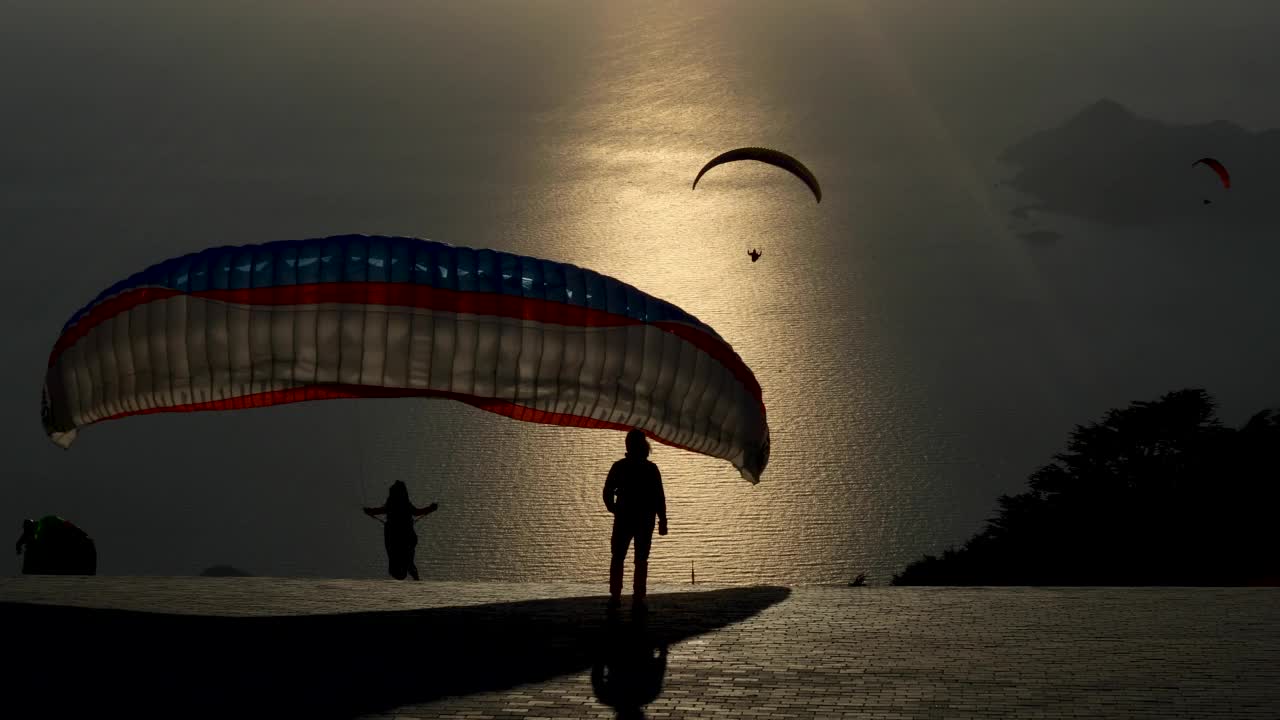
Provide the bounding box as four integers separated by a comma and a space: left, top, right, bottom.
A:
894, 389, 1280, 586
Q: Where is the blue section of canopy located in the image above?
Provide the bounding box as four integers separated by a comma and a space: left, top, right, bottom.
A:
62, 235, 711, 335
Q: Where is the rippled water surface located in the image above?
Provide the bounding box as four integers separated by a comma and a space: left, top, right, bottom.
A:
3, 1, 1279, 585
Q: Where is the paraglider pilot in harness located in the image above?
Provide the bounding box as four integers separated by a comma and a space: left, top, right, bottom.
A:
364, 480, 438, 580
604, 429, 668, 609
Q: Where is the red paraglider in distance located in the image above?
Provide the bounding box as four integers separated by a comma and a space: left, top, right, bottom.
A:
1193, 157, 1230, 189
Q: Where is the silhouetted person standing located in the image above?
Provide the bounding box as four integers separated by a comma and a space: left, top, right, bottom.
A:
15, 519, 37, 571
364, 480, 438, 580
604, 429, 668, 609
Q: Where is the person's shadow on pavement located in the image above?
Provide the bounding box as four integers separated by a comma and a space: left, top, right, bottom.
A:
592, 614, 670, 719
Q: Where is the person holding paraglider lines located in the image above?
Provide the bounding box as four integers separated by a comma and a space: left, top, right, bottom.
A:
363, 480, 439, 581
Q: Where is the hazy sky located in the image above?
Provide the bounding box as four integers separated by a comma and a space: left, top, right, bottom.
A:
3, 1, 1279, 581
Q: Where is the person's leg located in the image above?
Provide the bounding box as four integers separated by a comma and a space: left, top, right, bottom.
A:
385, 528, 407, 579
632, 519, 655, 602
609, 519, 631, 603
407, 535, 420, 581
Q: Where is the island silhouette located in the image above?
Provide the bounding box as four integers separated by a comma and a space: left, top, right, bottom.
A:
895, 388, 1280, 586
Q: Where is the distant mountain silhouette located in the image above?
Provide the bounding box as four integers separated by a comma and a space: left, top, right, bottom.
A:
200, 565, 253, 577
1000, 99, 1280, 226
894, 389, 1280, 586
1017, 230, 1062, 244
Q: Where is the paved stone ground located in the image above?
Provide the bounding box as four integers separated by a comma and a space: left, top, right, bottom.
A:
1, 578, 1276, 719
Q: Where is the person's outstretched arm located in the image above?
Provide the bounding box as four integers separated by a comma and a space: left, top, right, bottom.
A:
413, 503, 439, 517
363, 505, 386, 516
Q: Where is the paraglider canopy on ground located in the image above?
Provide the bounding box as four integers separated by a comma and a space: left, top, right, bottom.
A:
16, 515, 97, 575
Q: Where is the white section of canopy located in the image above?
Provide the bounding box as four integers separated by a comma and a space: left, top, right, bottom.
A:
46, 296, 767, 481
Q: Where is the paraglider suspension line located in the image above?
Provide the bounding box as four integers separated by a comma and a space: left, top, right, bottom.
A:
354, 404, 383, 524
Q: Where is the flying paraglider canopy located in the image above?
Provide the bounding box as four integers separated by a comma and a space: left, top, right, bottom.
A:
693, 147, 822, 203
42, 235, 770, 483
1193, 157, 1230, 189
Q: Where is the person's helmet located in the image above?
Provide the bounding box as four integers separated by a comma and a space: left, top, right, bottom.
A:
22, 518, 35, 535
625, 429, 650, 458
